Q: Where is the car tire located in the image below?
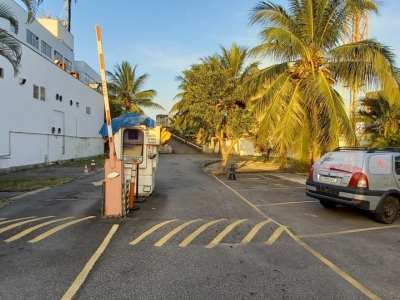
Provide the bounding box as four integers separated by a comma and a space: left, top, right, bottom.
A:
374, 196, 399, 224
319, 199, 338, 208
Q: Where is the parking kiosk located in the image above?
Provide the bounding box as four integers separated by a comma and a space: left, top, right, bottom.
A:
99, 113, 167, 217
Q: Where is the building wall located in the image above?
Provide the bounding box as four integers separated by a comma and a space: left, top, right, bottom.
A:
203, 138, 261, 156
74, 61, 101, 84
0, 0, 104, 170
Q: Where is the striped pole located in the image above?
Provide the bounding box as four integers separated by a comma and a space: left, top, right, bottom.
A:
95, 25, 115, 167
128, 157, 137, 209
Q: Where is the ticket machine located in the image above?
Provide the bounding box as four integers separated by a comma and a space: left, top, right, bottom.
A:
115, 125, 161, 198
99, 114, 169, 217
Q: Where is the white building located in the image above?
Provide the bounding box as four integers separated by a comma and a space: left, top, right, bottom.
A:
0, 0, 104, 171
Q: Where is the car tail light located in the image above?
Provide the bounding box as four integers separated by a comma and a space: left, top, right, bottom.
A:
308, 167, 314, 179
348, 172, 369, 188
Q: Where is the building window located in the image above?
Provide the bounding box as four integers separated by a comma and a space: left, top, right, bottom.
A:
54, 50, 63, 62
41, 41, 51, 57
0, 68, 4, 78
84, 73, 90, 83
27, 30, 39, 49
40, 86, 46, 101
33, 85, 39, 99
64, 58, 72, 71
86, 107, 91, 114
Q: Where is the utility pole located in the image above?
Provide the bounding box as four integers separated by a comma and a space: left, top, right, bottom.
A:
67, 0, 71, 32
60, 0, 75, 32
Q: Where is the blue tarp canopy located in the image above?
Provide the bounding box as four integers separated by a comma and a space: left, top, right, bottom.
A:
99, 113, 156, 138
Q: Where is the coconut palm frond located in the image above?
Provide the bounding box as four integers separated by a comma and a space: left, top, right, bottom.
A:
0, 28, 21, 76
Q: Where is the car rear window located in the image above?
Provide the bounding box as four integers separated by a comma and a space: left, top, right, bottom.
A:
313, 152, 364, 173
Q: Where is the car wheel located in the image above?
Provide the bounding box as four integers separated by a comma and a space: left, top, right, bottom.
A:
319, 199, 338, 208
374, 196, 399, 224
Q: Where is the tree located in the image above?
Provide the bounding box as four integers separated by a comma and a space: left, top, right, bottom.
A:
247, 0, 400, 171
358, 93, 400, 146
21, 0, 43, 24
172, 45, 259, 171
0, 3, 21, 76
106, 61, 164, 117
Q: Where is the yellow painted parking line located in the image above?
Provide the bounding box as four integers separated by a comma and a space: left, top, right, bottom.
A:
299, 224, 400, 238
0, 216, 54, 234
241, 220, 271, 244
28, 216, 96, 243
266, 226, 287, 245
130, 219, 178, 245
179, 219, 226, 247
0, 216, 36, 225
286, 229, 381, 300
255, 200, 318, 206
212, 174, 381, 299
10, 187, 50, 200
205, 219, 248, 249
154, 219, 202, 247
61, 224, 119, 300
5, 217, 74, 242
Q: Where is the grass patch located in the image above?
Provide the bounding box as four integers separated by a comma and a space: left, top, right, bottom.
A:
0, 177, 77, 192
61, 156, 105, 168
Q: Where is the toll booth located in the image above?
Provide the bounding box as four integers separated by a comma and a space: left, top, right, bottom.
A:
114, 125, 160, 197
99, 113, 170, 217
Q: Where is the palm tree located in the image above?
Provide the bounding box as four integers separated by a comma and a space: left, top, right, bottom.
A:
359, 93, 400, 140
106, 61, 164, 116
0, 3, 21, 76
172, 45, 259, 170
247, 0, 400, 171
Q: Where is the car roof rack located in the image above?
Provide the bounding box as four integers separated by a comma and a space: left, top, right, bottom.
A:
366, 147, 400, 153
333, 147, 369, 151
333, 147, 400, 153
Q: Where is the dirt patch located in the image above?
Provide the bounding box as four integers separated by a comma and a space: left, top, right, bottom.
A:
204, 155, 284, 175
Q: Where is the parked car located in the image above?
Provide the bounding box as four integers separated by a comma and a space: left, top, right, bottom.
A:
306, 147, 400, 224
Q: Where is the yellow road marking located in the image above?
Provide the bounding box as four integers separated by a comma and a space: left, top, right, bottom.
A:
28, 216, 96, 243
299, 225, 400, 238
266, 226, 287, 245
61, 224, 119, 300
236, 187, 305, 191
285, 229, 381, 300
154, 219, 202, 247
213, 177, 271, 220
179, 219, 225, 247
10, 187, 50, 200
5, 217, 74, 242
205, 219, 248, 249
0, 216, 36, 225
212, 175, 381, 299
129, 219, 178, 245
255, 200, 318, 206
241, 220, 271, 244
0, 216, 54, 234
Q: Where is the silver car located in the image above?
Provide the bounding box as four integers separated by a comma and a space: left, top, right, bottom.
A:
306, 147, 400, 224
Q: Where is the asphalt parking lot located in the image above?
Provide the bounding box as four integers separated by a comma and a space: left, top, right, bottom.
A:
215, 172, 400, 299
1, 144, 400, 299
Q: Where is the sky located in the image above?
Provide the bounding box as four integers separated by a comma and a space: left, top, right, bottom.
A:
34, 0, 400, 121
